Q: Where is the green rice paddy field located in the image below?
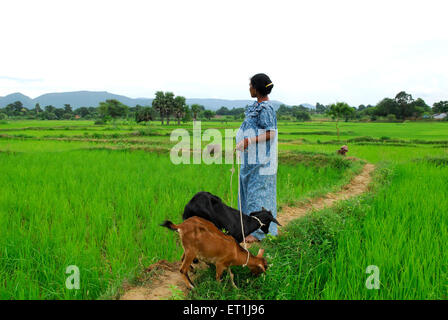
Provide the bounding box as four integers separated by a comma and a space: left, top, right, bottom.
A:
0, 119, 447, 299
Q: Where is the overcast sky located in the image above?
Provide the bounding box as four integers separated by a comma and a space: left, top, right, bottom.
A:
1, 0, 447, 106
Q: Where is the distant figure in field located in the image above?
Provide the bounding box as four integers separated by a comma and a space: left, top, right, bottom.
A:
337, 145, 348, 156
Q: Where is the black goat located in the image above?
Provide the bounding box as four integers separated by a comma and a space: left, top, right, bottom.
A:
182, 191, 281, 243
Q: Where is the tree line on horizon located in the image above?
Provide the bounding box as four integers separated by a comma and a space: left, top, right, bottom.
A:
0, 91, 216, 124
0, 90, 447, 123
275, 91, 447, 122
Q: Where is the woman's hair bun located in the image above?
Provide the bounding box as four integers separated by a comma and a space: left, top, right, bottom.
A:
250, 73, 273, 96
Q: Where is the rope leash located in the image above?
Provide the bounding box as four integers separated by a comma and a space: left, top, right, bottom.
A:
230, 147, 250, 267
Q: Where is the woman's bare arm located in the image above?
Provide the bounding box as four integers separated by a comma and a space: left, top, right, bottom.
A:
250, 130, 275, 144
236, 130, 276, 151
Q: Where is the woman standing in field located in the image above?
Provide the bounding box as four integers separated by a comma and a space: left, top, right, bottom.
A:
235, 73, 278, 243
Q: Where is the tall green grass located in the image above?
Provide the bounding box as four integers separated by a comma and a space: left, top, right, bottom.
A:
1, 120, 446, 300
322, 160, 447, 299
189, 160, 447, 300
0, 149, 353, 299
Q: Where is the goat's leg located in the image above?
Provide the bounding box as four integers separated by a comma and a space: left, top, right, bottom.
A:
181, 253, 195, 272
227, 267, 238, 289
180, 251, 196, 289
215, 263, 226, 283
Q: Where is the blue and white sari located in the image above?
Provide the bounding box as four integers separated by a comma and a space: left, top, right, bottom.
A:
235, 100, 278, 240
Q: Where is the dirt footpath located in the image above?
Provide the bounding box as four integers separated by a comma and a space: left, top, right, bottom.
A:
278, 162, 375, 226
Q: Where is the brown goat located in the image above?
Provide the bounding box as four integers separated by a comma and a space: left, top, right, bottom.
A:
161, 216, 268, 289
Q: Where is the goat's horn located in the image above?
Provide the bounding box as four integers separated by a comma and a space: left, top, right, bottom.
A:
272, 217, 282, 226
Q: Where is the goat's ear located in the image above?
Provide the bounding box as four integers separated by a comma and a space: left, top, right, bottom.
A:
257, 248, 265, 257
271, 217, 282, 226
261, 206, 266, 211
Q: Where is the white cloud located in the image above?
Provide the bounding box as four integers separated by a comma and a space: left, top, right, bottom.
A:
0, 0, 447, 106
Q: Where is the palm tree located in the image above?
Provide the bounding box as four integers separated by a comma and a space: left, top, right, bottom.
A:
152, 91, 165, 125
164, 92, 175, 125
191, 104, 202, 123
173, 96, 187, 125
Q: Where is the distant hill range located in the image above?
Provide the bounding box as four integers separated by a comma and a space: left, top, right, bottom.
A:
0, 91, 315, 111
